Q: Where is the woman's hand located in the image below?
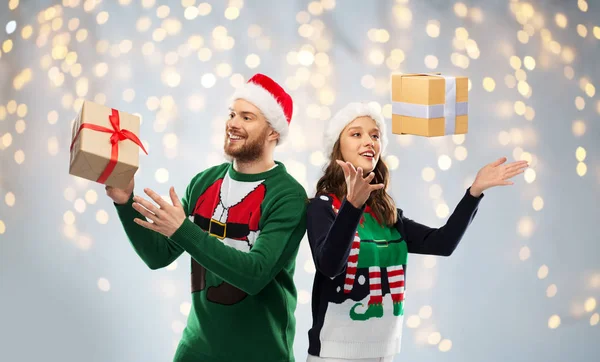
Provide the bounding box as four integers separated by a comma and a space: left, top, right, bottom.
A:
470, 157, 529, 197
336, 160, 385, 208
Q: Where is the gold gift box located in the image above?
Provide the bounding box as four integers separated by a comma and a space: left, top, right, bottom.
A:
391, 73, 469, 137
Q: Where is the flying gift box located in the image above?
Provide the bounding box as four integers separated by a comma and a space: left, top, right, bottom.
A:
391, 72, 469, 137
69, 100, 147, 189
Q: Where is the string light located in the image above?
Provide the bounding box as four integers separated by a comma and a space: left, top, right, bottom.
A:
0, 3, 595, 357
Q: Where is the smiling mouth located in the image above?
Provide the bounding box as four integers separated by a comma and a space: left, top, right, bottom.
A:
360, 151, 375, 159
228, 133, 245, 142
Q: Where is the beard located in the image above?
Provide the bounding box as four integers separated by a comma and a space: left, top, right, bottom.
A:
224, 126, 269, 163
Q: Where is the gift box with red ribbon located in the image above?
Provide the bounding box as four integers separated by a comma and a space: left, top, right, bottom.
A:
69, 100, 147, 189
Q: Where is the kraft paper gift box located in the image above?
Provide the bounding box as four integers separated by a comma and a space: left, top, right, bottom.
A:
391, 73, 469, 137
69, 100, 147, 189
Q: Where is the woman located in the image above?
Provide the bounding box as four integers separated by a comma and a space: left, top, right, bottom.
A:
306, 102, 528, 362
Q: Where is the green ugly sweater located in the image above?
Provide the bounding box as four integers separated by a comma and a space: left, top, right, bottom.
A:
115, 161, 307, 362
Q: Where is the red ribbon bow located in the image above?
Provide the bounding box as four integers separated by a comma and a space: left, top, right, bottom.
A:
70, 108, 148, 184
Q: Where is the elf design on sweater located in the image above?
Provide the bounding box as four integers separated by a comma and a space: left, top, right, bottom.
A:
330, 196, 407, 321
306, 188, 482, 359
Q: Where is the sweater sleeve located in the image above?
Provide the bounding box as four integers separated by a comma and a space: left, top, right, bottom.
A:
306, 196, 365, 278
113, 181, 196, 270
400, 187, 483, 256
167, 193, 307, 296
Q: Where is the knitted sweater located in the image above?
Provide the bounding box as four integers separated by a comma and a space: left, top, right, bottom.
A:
115, 162, 307, 362
306, 188, 483, 359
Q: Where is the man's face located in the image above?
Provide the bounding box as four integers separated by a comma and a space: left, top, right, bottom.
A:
224, 99, 275, 163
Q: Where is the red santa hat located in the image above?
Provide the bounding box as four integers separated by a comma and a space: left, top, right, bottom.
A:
324, 102, 388, 159
231, 73, 293, 144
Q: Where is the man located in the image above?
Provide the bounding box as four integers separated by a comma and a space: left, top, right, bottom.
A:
107, 73, 307, 362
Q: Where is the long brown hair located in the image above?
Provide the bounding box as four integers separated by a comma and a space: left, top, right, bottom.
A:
315, 139, 398, 226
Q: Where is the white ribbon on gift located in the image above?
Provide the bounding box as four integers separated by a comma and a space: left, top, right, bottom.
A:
392, 73, 468, 134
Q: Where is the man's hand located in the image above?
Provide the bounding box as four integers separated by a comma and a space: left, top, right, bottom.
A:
132, 186, 186, 238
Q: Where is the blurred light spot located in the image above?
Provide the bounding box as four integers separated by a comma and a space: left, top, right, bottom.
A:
155, 168, 169, 183
14, 150, 25, 164
201, 73, 216, 88
519, 246, 531, 261
426, 20, 440, 38
547, 284, 557, 298
510, 56, 522, 70
304, 258, 316, 274
454, 3, 468, 17
425, 55, 438, 69
224, 7, 240, 20
308, 1, 324, 16
98, 278, 111, 292
576, 147, 586, 161
185, 94, 205, 113
419, 305, 433, 319
429, 184, 443, 199
385, 155, 399, 170
2, 133, 13, 148
180, 302, 191, 316
216, 63, 232, 77
538, 265, 549, 279
73, 198, 86, 213
6, 20, 17, 35
438, 155, 452, 170
524, 107, 535, 121
3, 39, 14, 53
21, 25, 32, 39
584, 297, 596, 312
483, 77, 495, 92
298, 289, 311, 304
64, 188, 76, 202
452, 134, 465, 145
96, 210, 109, 225
428, 332, 442, 345
166, 261, 178, 271
555, 13, 567, 28
369, 49, 385, 65
123, 89, 135, 103
436, 203, 449, 219
422, 167, 436, 182
439, 339, 452, 352
15, 120, 26, 134
5, 192, 16, 207
524, 168, 536, 183
163, 133, 178, 149
532, 196, 544, 211
514, 101, 526, 115
564, 66, 575, 80
96, 11, 109, 25
245, 53, 260, 68
548, 315, 561, 329
585, 84, 596, 98
406, 315, 421, 328
454, 146, 467, 161
591, 313, 599, 326
575, 96, 585, 110
198, 3, 212, 16
577, 162, 587, 177
518, 217, 534, 238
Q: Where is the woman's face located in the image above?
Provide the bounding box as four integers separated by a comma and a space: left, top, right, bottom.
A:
339, 116, 381, 174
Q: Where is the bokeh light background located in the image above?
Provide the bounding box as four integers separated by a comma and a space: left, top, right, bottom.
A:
1, 0, 599, 361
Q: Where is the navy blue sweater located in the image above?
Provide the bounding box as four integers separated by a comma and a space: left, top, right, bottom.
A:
305, 187, 483, 359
